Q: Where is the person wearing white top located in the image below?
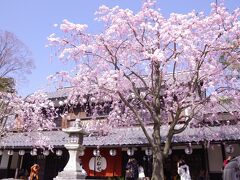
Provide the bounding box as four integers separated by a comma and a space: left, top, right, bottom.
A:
138, 165, 145, 179
177, 160, 191, 180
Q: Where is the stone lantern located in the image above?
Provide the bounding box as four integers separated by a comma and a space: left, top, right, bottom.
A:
54, 118, 87, 180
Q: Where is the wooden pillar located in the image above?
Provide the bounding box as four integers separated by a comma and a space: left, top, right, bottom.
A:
202, 142, 210, 180
6, 153, 13, 177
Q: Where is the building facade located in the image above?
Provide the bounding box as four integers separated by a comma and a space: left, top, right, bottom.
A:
0, 125, 240, 179
0, 88, 240, 179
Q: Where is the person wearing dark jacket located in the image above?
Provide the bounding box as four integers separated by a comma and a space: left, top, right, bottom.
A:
125, 158, 139, 180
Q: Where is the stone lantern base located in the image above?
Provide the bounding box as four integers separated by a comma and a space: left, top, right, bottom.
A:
55, 119, 88, 180
54, 171, 86, 180
54, 144, 86, 180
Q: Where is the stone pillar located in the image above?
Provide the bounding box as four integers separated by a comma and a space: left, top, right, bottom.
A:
54, 119, 87, 180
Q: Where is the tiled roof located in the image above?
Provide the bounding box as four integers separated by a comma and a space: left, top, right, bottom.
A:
46, 88, 71, 99
1, 124, 240, 148
0, 131, 68, 148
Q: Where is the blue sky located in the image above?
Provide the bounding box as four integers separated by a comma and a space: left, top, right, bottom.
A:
0, 0, 239, 97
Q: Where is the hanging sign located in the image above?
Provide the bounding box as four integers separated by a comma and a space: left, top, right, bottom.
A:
89, 156, 107, 172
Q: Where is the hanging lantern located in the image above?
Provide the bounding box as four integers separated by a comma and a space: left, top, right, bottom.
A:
225, 145, 234, 154
127, 148, 134, 156
109, 149, 117, 156
56, 149, 63, 156
0, 150, 3, 156
19, 150, 25, 156
43, 150, 50, 156
145, 148, 153, 156
93, 149, 100, 156
79, 149, 85, 156
30, 148, 37, 156
185, 146, 193, 155
168, 148, 172, 155
7, 150, 14, 156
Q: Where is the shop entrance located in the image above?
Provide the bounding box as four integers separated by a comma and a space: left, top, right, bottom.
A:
165, 148, 206, 180
122, 147, 205, 180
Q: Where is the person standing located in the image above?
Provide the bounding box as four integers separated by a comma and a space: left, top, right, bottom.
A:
177, 159, 191, 180
138, 165, 145, 179
29, 164, 40, 180
223, 156, 240, 180
125, 158, 139, 180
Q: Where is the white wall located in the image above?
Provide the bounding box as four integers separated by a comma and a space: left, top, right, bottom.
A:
0, 151, 9, 169
208, 145, 223, 172
10, 152, 19, 169
0, 151, 20, 170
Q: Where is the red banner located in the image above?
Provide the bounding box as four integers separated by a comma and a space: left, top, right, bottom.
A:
80, 148, 122, 177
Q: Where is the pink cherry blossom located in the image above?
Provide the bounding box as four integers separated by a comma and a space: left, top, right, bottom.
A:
48, 1, 240, 179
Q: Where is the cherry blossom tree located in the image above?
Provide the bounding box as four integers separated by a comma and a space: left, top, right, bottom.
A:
0, 30, 53, 146
48, 1, 240, 179
0, 91, 56, 146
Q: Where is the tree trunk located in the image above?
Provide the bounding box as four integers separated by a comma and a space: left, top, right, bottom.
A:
151, 146, 164, 180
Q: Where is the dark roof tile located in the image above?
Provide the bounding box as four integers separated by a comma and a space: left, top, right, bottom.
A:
0, 125, 240, 148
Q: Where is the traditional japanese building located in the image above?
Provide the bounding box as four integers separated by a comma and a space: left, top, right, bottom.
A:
0, 88, 240, 180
